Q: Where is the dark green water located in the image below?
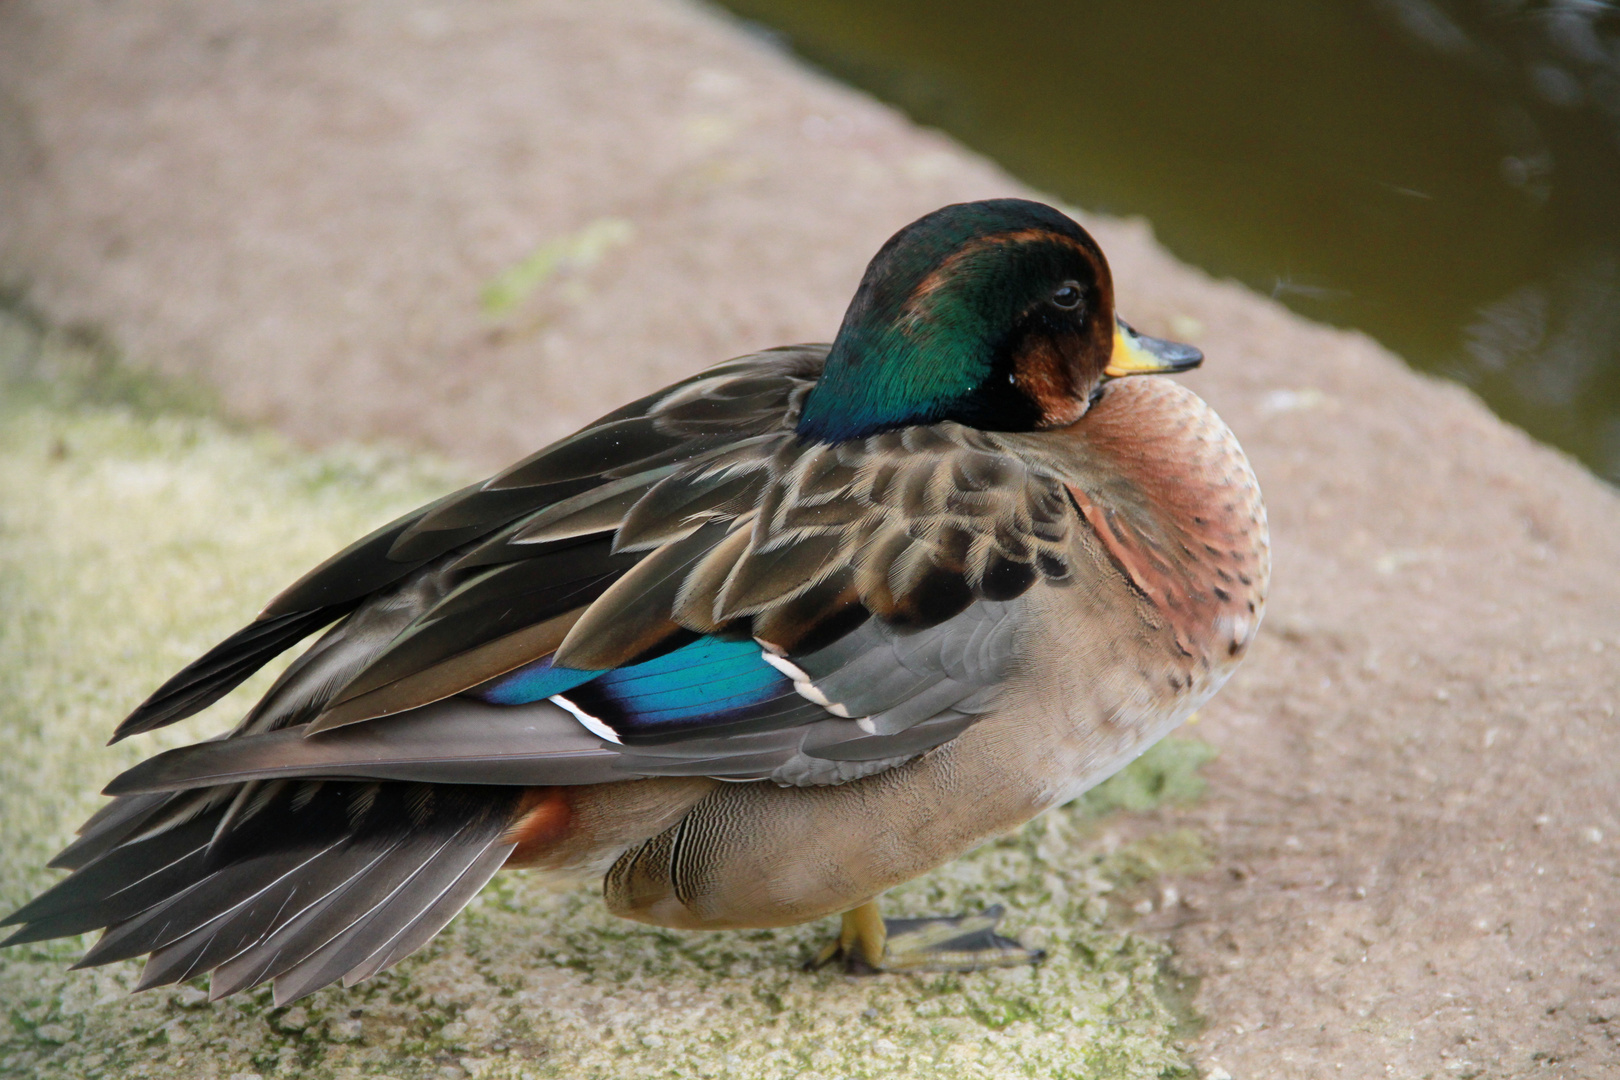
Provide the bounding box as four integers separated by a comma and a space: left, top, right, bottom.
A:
720, 0, 1620, 483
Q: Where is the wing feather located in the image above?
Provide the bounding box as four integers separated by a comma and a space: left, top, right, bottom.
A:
104, 701, 620, 794
110, 607, 352, 742
552, 523, 731, 670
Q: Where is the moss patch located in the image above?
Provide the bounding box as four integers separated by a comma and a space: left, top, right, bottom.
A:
1077, 739, 1219, 819
0, 383, 1218, 1079
0, 294, 219, 419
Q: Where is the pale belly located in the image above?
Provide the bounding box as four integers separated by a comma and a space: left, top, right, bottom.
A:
600, 581, 1240, 931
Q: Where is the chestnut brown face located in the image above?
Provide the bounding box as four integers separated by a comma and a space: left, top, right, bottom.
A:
991, 251, 1119, 429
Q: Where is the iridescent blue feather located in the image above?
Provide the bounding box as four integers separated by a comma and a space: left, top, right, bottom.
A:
474, 636, 795, 738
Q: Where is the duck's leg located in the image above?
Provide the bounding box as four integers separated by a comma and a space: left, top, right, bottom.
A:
807, 899, 1044, 973
807, 899, 887, 969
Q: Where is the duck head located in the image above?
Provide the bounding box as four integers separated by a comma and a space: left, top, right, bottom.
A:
797, 198, 1201, 443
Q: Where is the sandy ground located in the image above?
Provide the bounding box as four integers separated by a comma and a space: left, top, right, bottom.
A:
2, 1, 1618, 1077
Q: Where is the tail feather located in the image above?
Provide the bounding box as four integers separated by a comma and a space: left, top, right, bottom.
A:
79, 843, 345, 971
269, 827, 511, 1004
3, 779, 527, 1002
338, 840, 512, 991
173, 840, 419, 998
132, 839, 395, 995
48, 792, 177, 870
1, 813, 220, 944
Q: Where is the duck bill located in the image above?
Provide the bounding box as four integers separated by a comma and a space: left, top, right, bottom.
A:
1104, 319, 1203, 379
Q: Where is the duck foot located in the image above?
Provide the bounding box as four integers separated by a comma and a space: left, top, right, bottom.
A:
806, 900, 1044, 974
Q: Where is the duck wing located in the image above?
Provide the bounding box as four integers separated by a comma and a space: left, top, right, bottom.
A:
100, 363, 1084, 792
109, 346, 826, 743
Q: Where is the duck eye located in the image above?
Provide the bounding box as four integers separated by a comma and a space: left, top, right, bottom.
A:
1050, 283, 1082, 311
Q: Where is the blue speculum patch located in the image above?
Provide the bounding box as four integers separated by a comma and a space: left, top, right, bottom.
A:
475, 656, 602, 705
474, 635, 793, 734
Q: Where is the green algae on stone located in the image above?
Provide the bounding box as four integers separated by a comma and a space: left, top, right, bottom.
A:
480, 218, 637, 317
0, 397, 1215, 1080
0, 296, 219, 420
1078, 738, 1220, 819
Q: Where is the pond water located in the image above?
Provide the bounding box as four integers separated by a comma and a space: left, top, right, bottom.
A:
719, 0, 1620, 484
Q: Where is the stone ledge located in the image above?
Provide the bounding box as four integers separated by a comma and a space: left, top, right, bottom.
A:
2, 1, 1619, 1076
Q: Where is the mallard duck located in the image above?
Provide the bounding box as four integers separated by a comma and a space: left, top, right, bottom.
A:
3, 199, 1268, 1003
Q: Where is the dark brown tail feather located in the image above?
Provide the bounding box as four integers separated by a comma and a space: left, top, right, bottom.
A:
2, 780, 531, 1005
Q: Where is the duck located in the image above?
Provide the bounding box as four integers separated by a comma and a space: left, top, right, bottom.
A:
2, 198, 1268, 1004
